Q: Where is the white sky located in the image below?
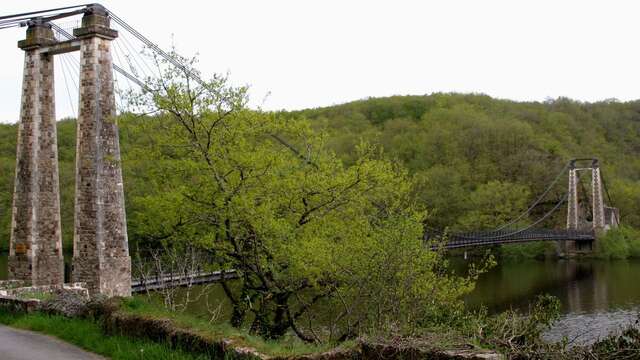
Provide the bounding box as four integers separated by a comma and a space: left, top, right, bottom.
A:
1, 0, 639, 123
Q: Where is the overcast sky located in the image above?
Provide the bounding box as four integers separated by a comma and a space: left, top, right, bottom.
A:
1, 0, 639, 123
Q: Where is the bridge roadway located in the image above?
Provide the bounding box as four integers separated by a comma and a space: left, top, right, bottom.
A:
133, 230, 594, 291
133, 230, 595, 291
431, 228, 595, 250
131, 270, 238, 293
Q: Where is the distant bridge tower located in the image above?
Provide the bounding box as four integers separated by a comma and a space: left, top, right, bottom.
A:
8, 4, 131, 296
563, 158, 619, 255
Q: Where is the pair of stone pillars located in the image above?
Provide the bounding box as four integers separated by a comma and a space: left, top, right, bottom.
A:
566, 159, 606, 231
8, 6, 130, 297
561, 158, 608, 254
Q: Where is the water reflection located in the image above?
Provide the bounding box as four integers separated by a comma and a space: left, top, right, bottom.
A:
464, 259, 640, 344
466, 259, 640, 315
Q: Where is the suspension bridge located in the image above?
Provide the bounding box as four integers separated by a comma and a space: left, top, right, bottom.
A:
428, 158, 619, 251
0, 4, 621, 296
425, 158, 620, 255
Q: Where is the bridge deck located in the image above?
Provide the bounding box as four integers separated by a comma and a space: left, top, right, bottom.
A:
431, 228, 595, 250
132, 270, 238, 293
132, 230, 595, 291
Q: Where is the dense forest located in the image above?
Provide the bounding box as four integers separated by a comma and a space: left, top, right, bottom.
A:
0, 93, 639, 251
293, 94, 640, 231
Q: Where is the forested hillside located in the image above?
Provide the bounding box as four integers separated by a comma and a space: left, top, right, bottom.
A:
0, 93, 639, 250
291, 94, 640, 232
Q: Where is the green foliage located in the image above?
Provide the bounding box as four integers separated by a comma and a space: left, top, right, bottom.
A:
1, 93, 639, 256
464, 294, 564, 356
0, 310, 207, 360
457, 181, 530, 231
0, 118, 76, 251
292, 94, 640, 237
589, 317, 640, 359
117, 54, 486, 342
595, 226, 640, 259
0, 123, 16, 251
499, 241, 557, 260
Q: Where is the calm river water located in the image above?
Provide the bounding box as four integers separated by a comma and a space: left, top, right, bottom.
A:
0, 254, 636, 345
466, 259, 640, 345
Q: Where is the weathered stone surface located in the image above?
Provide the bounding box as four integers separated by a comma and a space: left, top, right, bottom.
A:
72, 14, 130, 297
72, 4, 118, 40
9, 24, 64, 286
17, 22, 56, 50
41, 286, 91, 317
591, 163, 606, 231
0, 283, 90, 316
0, 283, 89, 300
0, 296, 40, 313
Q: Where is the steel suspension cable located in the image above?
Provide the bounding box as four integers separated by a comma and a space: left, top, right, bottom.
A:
0, 4, 90, 22
112, 40, 133, 88
59, 54, 77, 117
51, 22, 148, 92
108, 11, 202, 84
600, 170, 619, 224
484, 161, 571, 233
107, 8, 317, 167
118, 29, 156, 77
454, 192, 569, 241
116, 33, 150, 79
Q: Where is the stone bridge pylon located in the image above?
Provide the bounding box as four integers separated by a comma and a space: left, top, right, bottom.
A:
561, 158, 619, 255
8, 5, 130, 297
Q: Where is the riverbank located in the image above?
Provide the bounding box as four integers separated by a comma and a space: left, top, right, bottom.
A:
3, 286, 640, 359
0, 292, 503, 359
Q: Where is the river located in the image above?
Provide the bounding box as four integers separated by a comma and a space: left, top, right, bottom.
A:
466, 259, 640, 345
0, 254, 637, 345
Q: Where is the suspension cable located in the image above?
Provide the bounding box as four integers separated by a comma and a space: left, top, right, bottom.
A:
601, 169, 620, 224
489, 161, 570, 232
59, 54, 77, 117
454, 192, 569, 241
107, 8, 315, 166
3, 4, 329, 168
0, 4, 91, 22
51, 22, 149, 91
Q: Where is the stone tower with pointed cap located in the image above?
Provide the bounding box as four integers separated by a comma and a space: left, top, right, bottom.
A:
71, 5, 131, 297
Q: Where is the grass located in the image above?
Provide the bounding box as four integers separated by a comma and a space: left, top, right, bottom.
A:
120, 296, 351, 357
0, 310, 209, 360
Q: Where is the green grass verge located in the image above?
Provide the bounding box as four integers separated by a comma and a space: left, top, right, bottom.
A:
0, 310, 208, 360
120, 296, 351, 357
